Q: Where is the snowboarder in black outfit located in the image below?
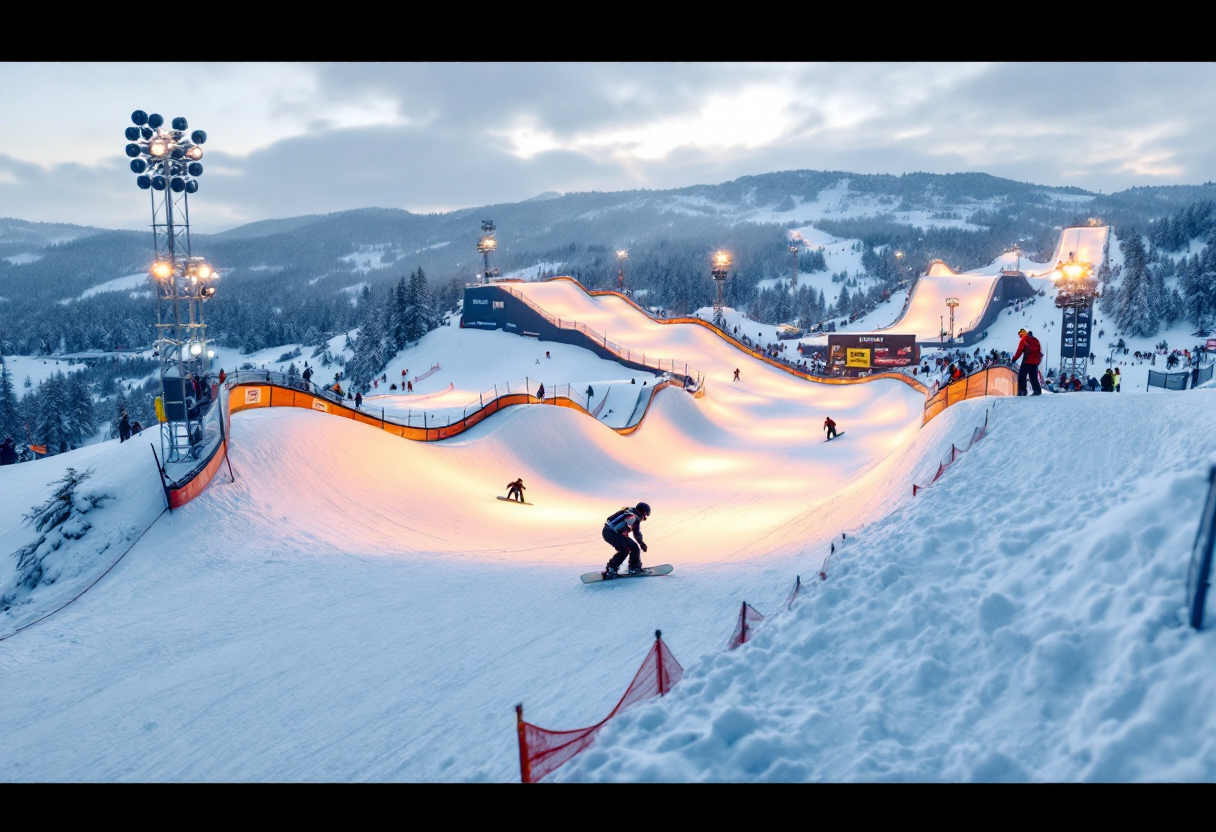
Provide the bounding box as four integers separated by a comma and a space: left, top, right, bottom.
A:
824, 416, 837, 440
602, 502, 651, 578
506, 478, 526, 502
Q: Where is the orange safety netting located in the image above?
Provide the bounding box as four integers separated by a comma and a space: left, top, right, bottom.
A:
515, 630, 683, 783
727, 602, 765, 650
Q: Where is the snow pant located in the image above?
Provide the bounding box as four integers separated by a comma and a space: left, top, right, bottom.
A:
826, 425, 837, 439
603, 525, 641, 570
507, 488, 522, 502
119, 426, 130, 442
1018, 362, 1041, 396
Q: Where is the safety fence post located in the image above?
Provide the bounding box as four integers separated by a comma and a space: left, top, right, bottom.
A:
655, 630, 666, 696
515, 704, 532, 784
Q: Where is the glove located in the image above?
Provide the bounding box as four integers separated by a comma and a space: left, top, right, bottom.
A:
640, 543, 648, 552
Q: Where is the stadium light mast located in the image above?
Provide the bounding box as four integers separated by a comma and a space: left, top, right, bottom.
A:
124, 109, 217, 465
616, 249, 628, 293
1053, 258, 1099, 381
789, 244, 800, 290
711, 250, 731, 329
477, 220, 497, 284
945, 297, 960, 342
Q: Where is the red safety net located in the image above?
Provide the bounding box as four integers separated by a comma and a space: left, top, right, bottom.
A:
515, 630, 683, 783
727, 602, 766, 650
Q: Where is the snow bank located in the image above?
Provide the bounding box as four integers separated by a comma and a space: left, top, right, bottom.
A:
561, 391, 1216, 781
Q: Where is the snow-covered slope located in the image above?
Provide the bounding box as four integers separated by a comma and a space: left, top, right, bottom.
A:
561, 392, 1216, 782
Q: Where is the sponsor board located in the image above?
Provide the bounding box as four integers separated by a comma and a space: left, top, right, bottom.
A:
828, 333, 918, 374
846, 348, 870, 368
244, 388, 262, 405
312, 399, 328, 413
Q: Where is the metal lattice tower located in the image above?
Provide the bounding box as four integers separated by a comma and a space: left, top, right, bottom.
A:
124, 110, 217, 464
711, 251, 731, 329
477, 220, 497, 284
1053, 259, 1100, 382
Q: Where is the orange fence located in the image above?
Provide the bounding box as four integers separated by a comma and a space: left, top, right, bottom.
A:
922, 365, 1016, 425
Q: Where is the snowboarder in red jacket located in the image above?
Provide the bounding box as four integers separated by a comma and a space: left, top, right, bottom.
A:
824, 417, 838, 440
1011, 328, 1043, 396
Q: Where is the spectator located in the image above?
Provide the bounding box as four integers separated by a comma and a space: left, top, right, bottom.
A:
0, 435, 17, 466
1113, 368, 1121, 391
536, 383, 546, 400
355, 391, 363, 409
733, 368, 741, 382
1100, 369, 1114, 392
132, 421, 142, 435
118, 409, 131, 443
1011, 328, 1043, 396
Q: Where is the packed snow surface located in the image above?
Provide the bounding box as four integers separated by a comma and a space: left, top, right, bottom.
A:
562, 392, 1216, 782
0, 286, 924, 780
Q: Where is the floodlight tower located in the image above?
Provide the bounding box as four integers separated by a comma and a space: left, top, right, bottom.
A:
790, 244, 800, 289
711, 250, 731, 329
477, 220, 497, 284
945, 297, 960, 342
1053, 258, 1099, 381
124, 110, 217, 464
616, 249, 628, 292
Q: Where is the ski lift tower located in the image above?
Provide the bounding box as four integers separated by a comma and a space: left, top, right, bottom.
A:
123, 110, 218, 465
1053, 258, 1099, 381
477, 220, 497, 284
711, 250, 731, 329
945, 297, 960, 342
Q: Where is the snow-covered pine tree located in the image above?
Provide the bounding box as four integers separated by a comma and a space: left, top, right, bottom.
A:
0, 356, 20, 441
68, 373, 96, 446
393, 274, 410, 350
35, 373, 73, 455
1115, 233, 1159, 337
404, 268, 439, 343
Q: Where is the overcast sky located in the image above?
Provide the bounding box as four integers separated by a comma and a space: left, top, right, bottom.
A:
2, 62, 1214, 234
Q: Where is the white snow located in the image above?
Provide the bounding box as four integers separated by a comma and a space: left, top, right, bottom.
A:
1, 355, 89, 398
4, 252, 41, 266
3, 271, 1213, 783
75, 273, 150, 301
562, 392, 1216, 782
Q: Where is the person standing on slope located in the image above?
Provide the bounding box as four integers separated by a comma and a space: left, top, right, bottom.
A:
602, 502, 651, 579
1011, 328, 1043, 396
505, 478, 526, 502
733, 368, 741, 381
824, 416, 838, 440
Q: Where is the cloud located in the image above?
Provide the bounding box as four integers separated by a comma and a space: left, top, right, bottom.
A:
1, 63, 1214, 231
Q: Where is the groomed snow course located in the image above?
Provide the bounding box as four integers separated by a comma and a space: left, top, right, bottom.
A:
562, 391, 1216, 782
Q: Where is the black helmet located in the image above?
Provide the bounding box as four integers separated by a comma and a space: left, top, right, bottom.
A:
635, 502, 651, 517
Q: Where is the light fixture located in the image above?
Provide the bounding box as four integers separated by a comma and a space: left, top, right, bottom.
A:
152, 260, 173, 279
149, 139, 168, 156
189, 341, 203, 356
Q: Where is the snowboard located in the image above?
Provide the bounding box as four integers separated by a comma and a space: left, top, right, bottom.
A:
497, 495, 532, 505
825, 430, 845, 442
581, 564, 673, 584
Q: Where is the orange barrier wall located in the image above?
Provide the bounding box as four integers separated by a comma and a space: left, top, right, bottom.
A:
542, 277, 929, 395
922, 365, 1016, 425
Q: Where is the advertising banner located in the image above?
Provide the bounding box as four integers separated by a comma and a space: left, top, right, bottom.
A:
1060, 305, 1093, 359
828, 334, 918, 375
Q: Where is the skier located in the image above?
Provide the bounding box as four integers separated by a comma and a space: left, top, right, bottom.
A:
602, 502, 651, 579
506, 478, 526, 502
118, 409, 131, 443
1011, 328, 1043, 396
733, 368, 740, 381
824, 416, 838, 440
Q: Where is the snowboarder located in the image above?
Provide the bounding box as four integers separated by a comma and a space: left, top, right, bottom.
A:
824, 416, 838, 440
506, 478, 526, 502
733, 368, 740, 381
1012, 328, 1042, 396
0, 435, 16, 466
586, 384, 594, 401
602, 502, 651, 579
118, 410, 131, 443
